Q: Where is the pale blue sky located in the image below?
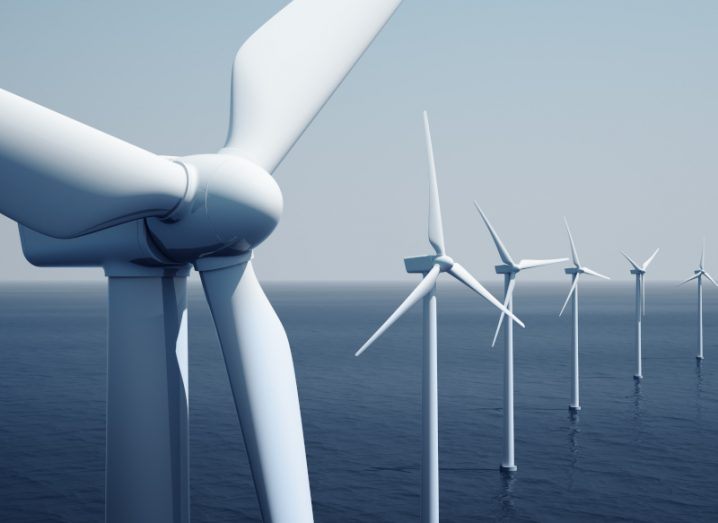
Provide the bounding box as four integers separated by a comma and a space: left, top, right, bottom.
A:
1, 1, 717, 282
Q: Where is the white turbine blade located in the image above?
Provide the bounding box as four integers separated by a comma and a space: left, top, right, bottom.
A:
516, 258, 568, 270
559, 274, 579, 317
424, 111, 446, 255
641, 248, 660, 270
200, 261, 313, 521
641, 275, 646, 316
700, 239, 705, 270
447, 262, 525, 328
0, 89, 188, 239
221, 0, 403, 172
679, 274, 700, 285
564, 218, 581, 266
355, 264, 441, 356
621, 251, 642, 272
582, 267, 611, 280
491, 275, 516, 348
704, 272, 718, 287
473, 202, 514, 266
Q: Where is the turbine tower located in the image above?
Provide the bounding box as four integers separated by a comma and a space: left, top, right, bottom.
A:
622, 248, 659, 380
355, 112, 523, 523
559, 219, 609, 412
474, 204, 566, 473
0, 1, 403, 521
679, 240, 718, 360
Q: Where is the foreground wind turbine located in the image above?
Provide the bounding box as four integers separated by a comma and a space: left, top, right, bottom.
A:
355, 112, 523, 523
680, 240, 718, 360
0, 1, 403, 521
559, 219, 609, 412
622, 248, 659, 380
474, 204, 566, 472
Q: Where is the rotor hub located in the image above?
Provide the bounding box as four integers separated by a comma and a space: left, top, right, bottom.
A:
434, 254, 455, 271
147, 154, 282, 264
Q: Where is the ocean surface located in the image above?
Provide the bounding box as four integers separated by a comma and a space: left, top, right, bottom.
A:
0, 280, 717, 522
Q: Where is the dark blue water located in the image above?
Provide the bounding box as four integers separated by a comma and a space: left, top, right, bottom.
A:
0, 281, 716, 522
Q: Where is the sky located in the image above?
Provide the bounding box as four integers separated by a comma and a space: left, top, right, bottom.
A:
1, 0, 717, 283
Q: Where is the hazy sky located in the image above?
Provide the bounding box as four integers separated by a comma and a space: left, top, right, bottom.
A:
1, 1, 717, 282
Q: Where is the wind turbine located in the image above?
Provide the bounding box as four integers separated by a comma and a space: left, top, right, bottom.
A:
680, 240, 718, 360
474, 204, 566, 473
354, 112, 523, 523
558, 219, 609, 412
622, 248, 659, 380
0, 1, 403, 521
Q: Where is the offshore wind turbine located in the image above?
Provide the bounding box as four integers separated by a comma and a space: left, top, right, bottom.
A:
559, 219, 610, 412
679, 240, 718, 360
355, 112, 523, 523
474, 204, 566, 472
622, 249, 660, 380
0, 1, 403, 521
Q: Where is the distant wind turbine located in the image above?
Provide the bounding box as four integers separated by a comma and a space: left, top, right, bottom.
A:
559, 219, 609, 412
622, 248, 659, 380
355, 112, 523, 523
474, 203, 566, 473
680, 240, 718, 360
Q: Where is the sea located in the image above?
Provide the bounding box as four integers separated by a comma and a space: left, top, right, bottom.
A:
0, 281, 716, 522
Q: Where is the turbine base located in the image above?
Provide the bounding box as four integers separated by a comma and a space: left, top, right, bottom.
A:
569, 405, 581, 412
499, 464, 517, 473
633, 374, 643, 381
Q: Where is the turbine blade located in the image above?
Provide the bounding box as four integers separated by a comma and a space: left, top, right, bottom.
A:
621, 251, 642, 272
424, 112, 446, 255
679, 274, 700, 285
516, 258, 568, 270
448, 262, 525, 328
221, 0, 403, 172
491, 275, 516, 348
564, 218, 581, 267
473, 202, 514, 266
704, 272, 718, 287
641, 275, 646, 316
642, 248, 660, 270
200, 261, 313, 521
0, 89, 188, 238
355, 264, 441, 356
700, 239, 705, 270
559, 274, 579, 317
582, 267, 611, 280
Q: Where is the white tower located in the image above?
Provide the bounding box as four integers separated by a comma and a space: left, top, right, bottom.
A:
474, 204, 566, 472
680, 240, 718, 360
622, 249, 659, 380
559, 219, 609, 412
355, 112, 522, 523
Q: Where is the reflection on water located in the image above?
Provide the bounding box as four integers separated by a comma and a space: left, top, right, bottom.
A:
495, 471, 516, 521
632, 380, 643, 446
567, 412, 580, 489
695, 360, 703, 424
